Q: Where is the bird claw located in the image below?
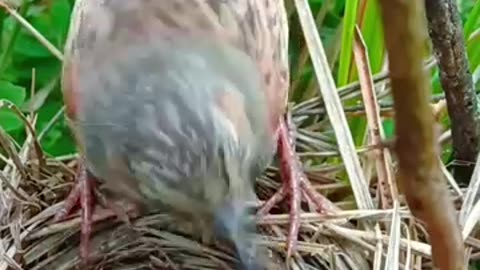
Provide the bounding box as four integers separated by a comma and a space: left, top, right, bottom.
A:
258, 115, 335, 258
55, 160, 137, 266
54, 161, 96, 265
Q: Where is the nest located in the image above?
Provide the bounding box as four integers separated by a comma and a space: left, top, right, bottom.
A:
0, 96, 442, 270
1, 148, 375, 270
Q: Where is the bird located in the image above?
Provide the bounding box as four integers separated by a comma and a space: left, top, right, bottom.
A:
56, 0, 330, 268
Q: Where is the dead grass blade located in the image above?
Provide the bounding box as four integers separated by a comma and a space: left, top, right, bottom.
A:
292, 0, 374, 211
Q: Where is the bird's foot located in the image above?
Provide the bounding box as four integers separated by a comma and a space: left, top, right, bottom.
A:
258, 115, 337, 258
55, 160, 136, 266
54, 160, 97, 265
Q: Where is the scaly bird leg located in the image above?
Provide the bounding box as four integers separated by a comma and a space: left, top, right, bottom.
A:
258, 113, 337, 258
55, 160, 95, 263
55, 159, 136, 266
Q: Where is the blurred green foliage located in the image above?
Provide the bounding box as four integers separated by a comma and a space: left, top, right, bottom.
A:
0, 0, 74, 157
0, 0, 478, 161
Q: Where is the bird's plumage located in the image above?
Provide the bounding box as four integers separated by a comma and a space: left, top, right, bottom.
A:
62, 1, 289, 268
64, 0, 289, 127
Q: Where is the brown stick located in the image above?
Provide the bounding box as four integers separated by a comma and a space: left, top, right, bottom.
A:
378, 1, 465, 269
352, 26, 396, 210
424, 0, 479, 185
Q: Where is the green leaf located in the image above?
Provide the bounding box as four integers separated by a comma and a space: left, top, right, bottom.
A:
464, 0, 480, 39
0, 4, 30, 77
337, 0, 358, 86
431, 71, 442, 94
0, 80, 26, 105
360, 0, 385, 73
15, 58, 61, 85
382, 119, 395, 139
0, 109, 23, 131
14, 34, 52, 58
36, 101, 75, 156
50, 0, 72, 42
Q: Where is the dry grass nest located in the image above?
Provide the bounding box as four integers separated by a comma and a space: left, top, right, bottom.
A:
1, 87, 466, 270
0, 130, 370, 270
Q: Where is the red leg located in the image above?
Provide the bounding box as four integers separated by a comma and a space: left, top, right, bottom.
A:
276, 117, 301, 258
55, 161, 96, 264
55, 160, 137, 266
258, 114, 337, 258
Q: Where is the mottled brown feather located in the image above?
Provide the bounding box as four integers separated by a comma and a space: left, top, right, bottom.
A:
63, 0, 289, 132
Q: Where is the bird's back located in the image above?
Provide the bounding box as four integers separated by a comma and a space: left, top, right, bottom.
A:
63, 0, 290, 208
64, 0, 289, 133
72, 36, 269, 213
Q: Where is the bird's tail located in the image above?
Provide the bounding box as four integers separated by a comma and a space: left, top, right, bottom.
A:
214, 200, 263, 270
